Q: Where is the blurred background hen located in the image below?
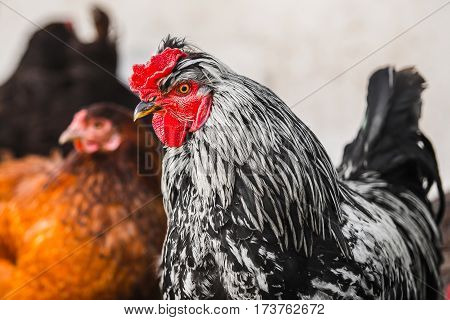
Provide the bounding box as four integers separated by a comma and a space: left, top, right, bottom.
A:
0, 103, 165, 299
0, 6, 138, 158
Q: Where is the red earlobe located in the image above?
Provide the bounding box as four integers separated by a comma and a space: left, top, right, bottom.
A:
190, 96, 212, 132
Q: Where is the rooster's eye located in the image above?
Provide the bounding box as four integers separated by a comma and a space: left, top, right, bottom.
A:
177, 83, 191, 95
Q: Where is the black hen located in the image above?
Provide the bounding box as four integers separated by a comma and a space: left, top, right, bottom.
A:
0, 7, 138, 157
131, 39, 443, 299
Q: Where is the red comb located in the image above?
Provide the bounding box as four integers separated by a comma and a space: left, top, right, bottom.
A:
129, 48, 187, 101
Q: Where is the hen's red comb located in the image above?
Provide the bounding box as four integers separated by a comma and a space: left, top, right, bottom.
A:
129, 48, 187, 101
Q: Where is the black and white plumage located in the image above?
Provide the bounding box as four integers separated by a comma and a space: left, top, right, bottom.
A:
137, 38, 443, 299
438, 193, 450, 298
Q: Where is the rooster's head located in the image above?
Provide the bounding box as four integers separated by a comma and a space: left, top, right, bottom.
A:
130, 38, 220, 148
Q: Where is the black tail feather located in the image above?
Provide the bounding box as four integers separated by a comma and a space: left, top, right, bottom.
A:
339, 66, 445, 223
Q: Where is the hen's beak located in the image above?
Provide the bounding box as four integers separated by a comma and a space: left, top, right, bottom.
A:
58, 128, 81, 145
133, 101, 162, 122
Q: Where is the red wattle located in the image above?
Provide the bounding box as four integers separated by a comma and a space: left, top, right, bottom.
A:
152, 111, 189, 147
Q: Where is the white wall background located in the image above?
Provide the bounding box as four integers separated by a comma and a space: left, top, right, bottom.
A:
1, 0, 449, 189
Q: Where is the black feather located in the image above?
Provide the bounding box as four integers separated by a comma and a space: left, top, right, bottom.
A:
158, 35, 187, 52
339, 67, 444, 223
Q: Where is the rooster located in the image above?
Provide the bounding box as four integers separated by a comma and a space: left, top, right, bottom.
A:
0, 103, 165, 299
438, 193, 450, 299
131, 37, 443, 299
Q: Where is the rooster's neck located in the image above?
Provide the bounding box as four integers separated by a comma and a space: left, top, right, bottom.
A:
161, 74, 346, 254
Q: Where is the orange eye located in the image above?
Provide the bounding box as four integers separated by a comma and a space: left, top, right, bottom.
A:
177, 83, 191, 95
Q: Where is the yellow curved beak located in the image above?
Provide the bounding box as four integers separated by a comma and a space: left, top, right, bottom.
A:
133, 101, 162, 122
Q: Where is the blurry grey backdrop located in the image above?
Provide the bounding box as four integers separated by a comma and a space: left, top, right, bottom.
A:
1, 0, 449, 189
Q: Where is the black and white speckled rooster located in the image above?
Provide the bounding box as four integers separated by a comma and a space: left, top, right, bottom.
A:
131, 37, 444, 299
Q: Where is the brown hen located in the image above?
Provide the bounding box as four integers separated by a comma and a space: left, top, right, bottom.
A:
0, 103, 165, 299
